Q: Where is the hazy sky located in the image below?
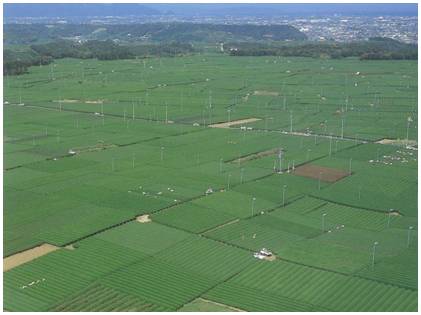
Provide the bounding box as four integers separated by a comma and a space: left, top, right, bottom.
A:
4, 3, 418, 18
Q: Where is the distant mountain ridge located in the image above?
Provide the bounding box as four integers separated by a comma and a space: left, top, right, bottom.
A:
4, 23, 307, 45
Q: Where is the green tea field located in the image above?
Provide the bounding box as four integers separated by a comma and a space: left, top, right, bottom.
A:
3, 54, 418, 311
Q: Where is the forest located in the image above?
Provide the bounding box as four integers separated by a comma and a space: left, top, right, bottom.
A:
226, 37, 418, 60
4, 40, 194, 75
4, 32, 417, 76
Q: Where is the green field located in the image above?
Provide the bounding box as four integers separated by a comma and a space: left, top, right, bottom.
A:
3, 54, 417, 311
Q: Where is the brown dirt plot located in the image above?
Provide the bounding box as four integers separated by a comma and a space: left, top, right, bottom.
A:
53, 99, 105, 104
136, 214, 152, 223
376, 138, 417, 146
71, 143, 117, 154
84, 100, 104, 104
253, 90, 279, 97
209, 118, 261, 129
263, 255, 277, 262
4, 244, 59, 272
198, 298, 245, 312
292, 164, 350, 182
230, 148, 279, 164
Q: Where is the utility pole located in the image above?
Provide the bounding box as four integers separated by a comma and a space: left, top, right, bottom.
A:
318, 172, 323, 190
387, 209, 393, 228
406, 117, 412, 143
290, 110, 293, 133
251, 197, 256, 216
407, 226, 414, 248
278, 149, 283, 174
329, 134, 333, 157
322, 213, 327, 232
282, 185, 287, 207
371, 241, 379, 269
349, 158, 352, 175
209, 90, 212, 109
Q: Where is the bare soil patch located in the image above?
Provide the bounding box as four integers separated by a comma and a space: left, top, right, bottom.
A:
209, 118, 261, 129
376, 138, 417, 146
289, 131, 311, 136
230, 148, 279, 164
71, 143, 117, 154
4, 244, 59, 272
136, 214, 151, 223
253, 90, 279, 97
85, 100, 104, 104
292, 164, 349, 182
262, 254, 277, 261
53, 99, 105, 104
198, 298, 245, 312
56, 99, 79, 103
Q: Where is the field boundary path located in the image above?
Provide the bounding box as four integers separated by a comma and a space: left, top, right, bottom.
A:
309, 195, 396, 215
